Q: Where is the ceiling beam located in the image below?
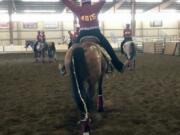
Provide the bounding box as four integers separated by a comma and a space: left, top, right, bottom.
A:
144, 0, 177, 12
105, 0, 124, 13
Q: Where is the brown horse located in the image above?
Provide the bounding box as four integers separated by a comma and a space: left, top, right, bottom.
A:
64, 37, 108, 134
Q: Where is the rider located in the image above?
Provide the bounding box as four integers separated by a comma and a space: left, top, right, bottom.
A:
35, 30, 47, 49
41, 31, 46, 43
121, 24, 132, 54
62, 0, 125, 72
68, 27, 80, 49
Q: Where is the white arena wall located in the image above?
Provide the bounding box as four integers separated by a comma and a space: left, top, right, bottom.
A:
0, 42, 121, 54
0, 44, 68, 54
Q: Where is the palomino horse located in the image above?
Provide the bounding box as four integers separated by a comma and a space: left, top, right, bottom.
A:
25, 40, 56, 63
64, 37, 108, 134
122, 41, 136, 70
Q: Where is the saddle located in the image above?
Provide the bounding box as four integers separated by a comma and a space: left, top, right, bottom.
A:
80, 36, 111, 61
80, 36, 100, 44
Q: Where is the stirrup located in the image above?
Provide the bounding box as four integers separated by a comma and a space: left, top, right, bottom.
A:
60, 68, 66, 76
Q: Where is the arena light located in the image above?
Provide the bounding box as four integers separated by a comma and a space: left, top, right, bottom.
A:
77, 0, 113, 2
12, 13, 62, 22
176, 0, 180, 2
0, 14, 9, 22
24, 10, 56, 13
137, 11, 180, 21
0, 10, 8, 13
161, 9, 178, 13
136, 0, 162, 2
21, 0, 59, 2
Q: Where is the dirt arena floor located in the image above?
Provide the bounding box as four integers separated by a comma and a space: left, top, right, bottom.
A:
0, 52, 180, 135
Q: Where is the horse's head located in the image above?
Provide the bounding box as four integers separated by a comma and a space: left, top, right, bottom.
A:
25, 40, 30, 48
25, 40, 35, 48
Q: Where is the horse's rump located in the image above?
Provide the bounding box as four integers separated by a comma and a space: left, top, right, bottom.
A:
65, 42, 107, 83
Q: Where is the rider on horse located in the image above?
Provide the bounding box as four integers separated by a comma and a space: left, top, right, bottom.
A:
34, 30, 46, 50
37, 30, 46, 43
62, 0, 125, 72
121, 24, 133, 54
68, 27, 80, 49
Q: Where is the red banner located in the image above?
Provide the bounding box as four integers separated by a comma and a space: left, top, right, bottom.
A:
0, 23, 9, 29
23, 22, 38, 29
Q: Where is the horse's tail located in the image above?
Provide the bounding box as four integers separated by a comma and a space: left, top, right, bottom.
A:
52, 42, 56, 51
70, 47, 89, 118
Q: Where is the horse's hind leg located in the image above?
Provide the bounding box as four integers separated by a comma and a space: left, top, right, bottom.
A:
97, 75, 104, 112
133, 59, 136, 69
87, 84, 95, 113
34, 51, 38, 62
41, 50, 45, 63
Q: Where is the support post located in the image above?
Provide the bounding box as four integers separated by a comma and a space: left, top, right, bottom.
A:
178, 21, 180, 40
131, 0, 136, 37
8, 0, 14, 45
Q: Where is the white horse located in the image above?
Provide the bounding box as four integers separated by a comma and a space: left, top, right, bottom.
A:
122, 41, 137, 70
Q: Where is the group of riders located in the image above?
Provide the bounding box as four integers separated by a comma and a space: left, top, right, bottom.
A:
30, 0, 134, 72
59, 0, 135, 133
59, 0, 133, 74
29, 0, 135, 133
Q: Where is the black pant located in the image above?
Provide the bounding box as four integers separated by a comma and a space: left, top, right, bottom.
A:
76, 28, 123, 72
121, 37, 132, 54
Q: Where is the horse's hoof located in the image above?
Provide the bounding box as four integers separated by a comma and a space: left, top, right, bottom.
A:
97, 95, 104, 112
97, 108, 104, 112
80, 118, 91, 135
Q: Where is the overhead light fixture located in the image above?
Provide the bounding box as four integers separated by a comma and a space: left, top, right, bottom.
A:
24, 10, 56, 13
136, 0, 162, 2
0, 10, 8, 13
105, 0, 113, 2
77, 0, 113, 2
21, 0, 59, 2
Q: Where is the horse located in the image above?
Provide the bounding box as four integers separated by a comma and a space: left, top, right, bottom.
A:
25, 40, 56, 63
122, 41, 137, 70
63, 37, 109, 134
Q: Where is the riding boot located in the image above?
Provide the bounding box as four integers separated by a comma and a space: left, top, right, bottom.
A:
80, 118, 91, 135
101, 44, 124, 72
96, 33, 124, 72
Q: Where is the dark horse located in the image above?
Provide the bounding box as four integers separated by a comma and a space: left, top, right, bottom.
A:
64, 37, 108, 134
25, 40, 56, 63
